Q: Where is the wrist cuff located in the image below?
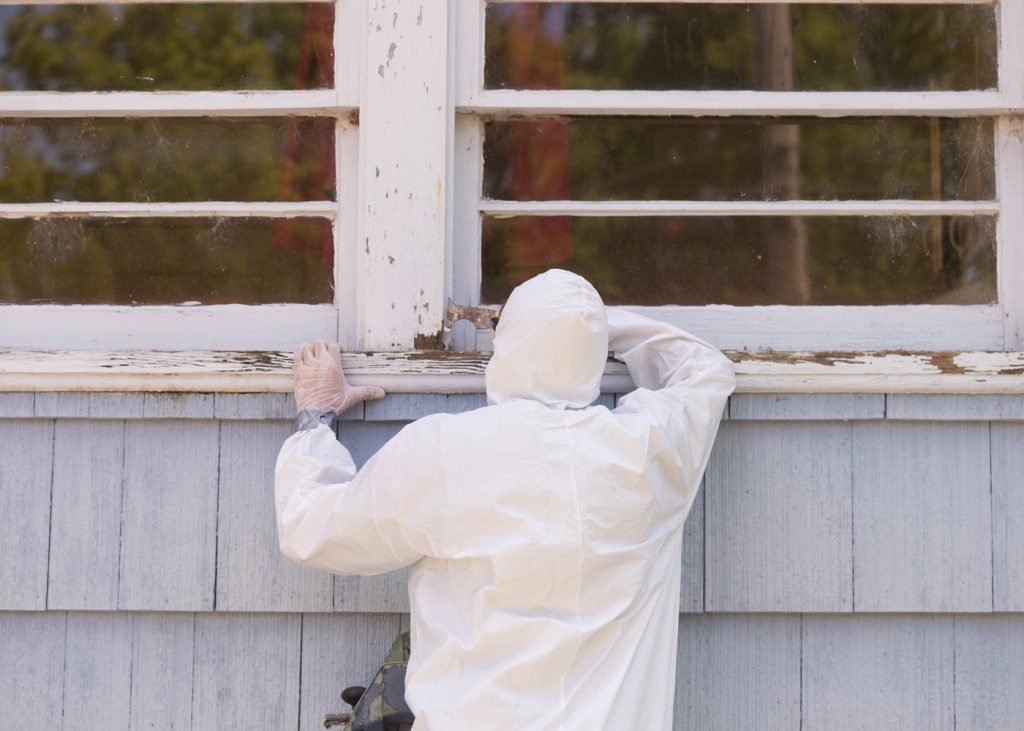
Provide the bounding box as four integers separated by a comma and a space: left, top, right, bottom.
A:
296, 409, 337, 432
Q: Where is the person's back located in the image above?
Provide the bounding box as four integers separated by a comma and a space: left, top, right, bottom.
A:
275, 269, 735, 730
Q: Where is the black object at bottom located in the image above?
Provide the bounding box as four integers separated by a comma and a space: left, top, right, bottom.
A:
325, 632, 415, 731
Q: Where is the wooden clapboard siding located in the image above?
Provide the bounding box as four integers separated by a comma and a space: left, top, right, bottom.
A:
705, 421, 854, 612
0, 396, 1015, 614
48, 420, 125, 609
191, 613, 302, 729
0, 611, 67, 727
1, 611, 1023, 729
129, 612, 196, 730
679, 483, 704, 613
801, 614, 955, 731
992, 423, 1024, 611
216, 419, 333, 612
0, 391, 34, 417
63, 612, 134, 729
729, 393, 884, 420
674, 614, 802, 730
118, 420, 220, 610
953, 614, 1024, 729
852, 422, 992, 612
0, 392, 1022, 729
0, 419, 53, 609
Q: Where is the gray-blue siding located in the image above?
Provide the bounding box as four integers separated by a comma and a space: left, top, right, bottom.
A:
1, 392, 1023, 730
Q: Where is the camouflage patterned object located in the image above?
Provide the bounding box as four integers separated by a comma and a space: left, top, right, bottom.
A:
342, 632, 415, 731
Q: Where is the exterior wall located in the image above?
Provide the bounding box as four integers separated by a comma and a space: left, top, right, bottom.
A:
2, 392, 1023, 729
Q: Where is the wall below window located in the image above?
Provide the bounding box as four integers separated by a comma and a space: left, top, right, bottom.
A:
1, 392, 1022, 729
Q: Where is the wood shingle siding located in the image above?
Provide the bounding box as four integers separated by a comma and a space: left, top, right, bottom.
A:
48, 420, 125, 610
118, 420, 220, 611
801, 614, 955, 731
0, 419, 53, 610
852, 422, 993, 612
705, 422, 854, 612
2, 391, 1024, 728
992, 422, 1024, 611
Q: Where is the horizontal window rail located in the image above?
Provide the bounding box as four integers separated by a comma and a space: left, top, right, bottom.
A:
0, 91, 353, 118
0, 202, 339, 219
462, 90, 1017, 117
1, 0, 334, 4
479, 200, 1001, 218
483, 0, 993, 4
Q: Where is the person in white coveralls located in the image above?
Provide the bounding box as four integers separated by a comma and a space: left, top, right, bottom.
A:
275, 268, 735, 730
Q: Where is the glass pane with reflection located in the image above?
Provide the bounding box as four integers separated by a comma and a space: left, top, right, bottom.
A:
485, 3, 997, 91
484, 117, 994, 202
0, 217, 334, 304
481, 215, 995, 306
0, 3, 333, 91
0, 118, 336, 203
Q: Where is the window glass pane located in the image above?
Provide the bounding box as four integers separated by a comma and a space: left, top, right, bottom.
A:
484, 117, 994, 201
0, 118, 336, 203
481, 215, 995, 306
485, 3, 997, 91
0, 217, 333, 304
0, 3, 333, 91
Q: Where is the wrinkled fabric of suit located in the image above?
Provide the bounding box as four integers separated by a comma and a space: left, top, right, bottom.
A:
275, 269, 735, 730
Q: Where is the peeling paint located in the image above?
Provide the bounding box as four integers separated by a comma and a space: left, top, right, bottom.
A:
413, 333, 445, 350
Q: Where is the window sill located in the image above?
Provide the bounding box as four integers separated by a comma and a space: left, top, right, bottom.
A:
1, 349, 1024, 395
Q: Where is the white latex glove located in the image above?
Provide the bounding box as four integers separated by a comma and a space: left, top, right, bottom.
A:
293, 340, 385, 414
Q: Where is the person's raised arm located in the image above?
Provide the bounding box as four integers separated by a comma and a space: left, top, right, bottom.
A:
274, 341, 436, 575
609, 309, 735, 482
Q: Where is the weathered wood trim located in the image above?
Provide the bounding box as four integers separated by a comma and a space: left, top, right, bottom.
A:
480, 200, 1000, 217
0, 90, 352, 117
4, 349, 1024, 394
356, 0, 449, 349
466, 89, 1014, 117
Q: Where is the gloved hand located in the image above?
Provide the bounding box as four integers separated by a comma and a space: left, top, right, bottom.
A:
293, 340, 385, 415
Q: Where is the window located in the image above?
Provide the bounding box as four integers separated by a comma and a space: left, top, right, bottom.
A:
452, 0, 1024, 351
0, 0, 361, 349
2, 0, 1022, 355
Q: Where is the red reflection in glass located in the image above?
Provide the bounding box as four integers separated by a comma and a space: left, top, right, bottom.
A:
499, 5, 573, 270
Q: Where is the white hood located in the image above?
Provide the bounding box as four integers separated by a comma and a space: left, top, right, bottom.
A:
484, 269, 609, 410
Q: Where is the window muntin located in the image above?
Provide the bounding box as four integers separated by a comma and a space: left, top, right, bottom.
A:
1, 0, 1020, 354
0, 0, 354, 348
455, 0, 1016, 350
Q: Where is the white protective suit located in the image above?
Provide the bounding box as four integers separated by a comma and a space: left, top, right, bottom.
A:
275, 269, 735, 730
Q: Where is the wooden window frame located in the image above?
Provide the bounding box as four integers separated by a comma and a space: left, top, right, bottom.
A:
451, 0, 1024, 352
1, 0, 1023, 366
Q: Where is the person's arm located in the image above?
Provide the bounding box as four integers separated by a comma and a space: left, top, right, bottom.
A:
609, 309, 735, 482
275, 422, 437, 575
274, 340, 432, 575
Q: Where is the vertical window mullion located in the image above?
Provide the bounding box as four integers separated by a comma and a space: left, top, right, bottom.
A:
997, 0, 1024, 349
357, 0, 450, 350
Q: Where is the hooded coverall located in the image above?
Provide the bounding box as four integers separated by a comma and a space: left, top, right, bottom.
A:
275, 269, 735, 729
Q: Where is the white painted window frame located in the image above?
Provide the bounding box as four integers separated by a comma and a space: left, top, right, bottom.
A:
451, 0, 1024, 352
1, 0, 1022, 356
0, 0, 375, 350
